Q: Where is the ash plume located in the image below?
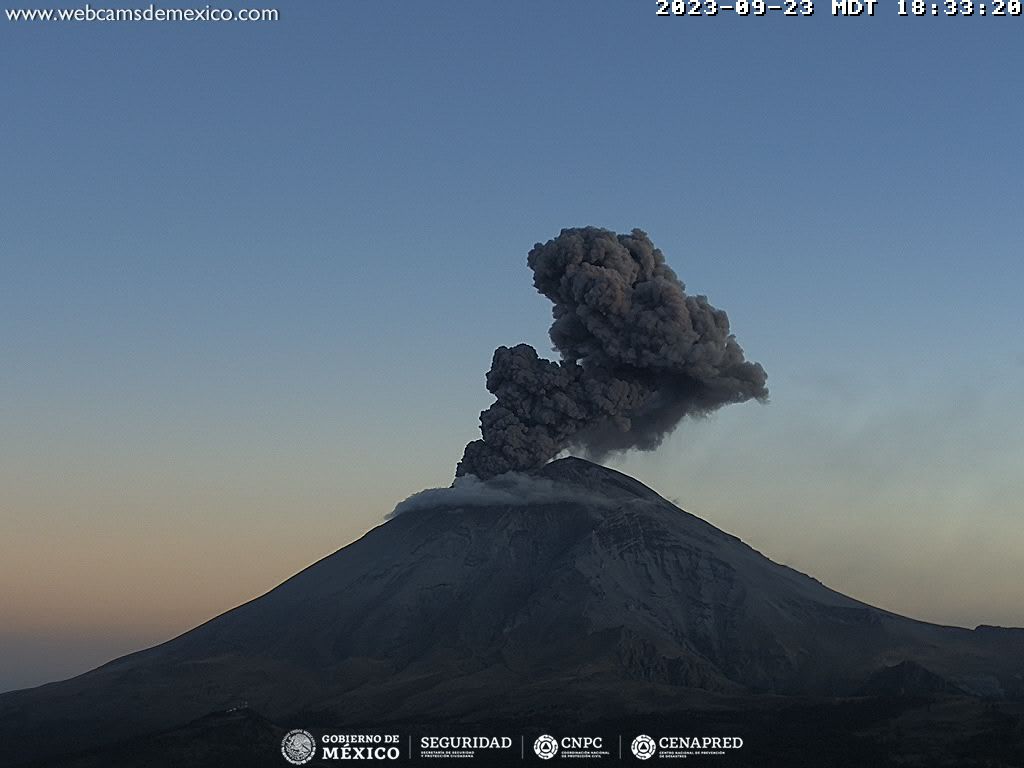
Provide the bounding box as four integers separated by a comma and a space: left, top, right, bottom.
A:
457, 227, 767, 479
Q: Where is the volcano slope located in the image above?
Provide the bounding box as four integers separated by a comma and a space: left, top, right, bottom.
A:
2, 457, 1022, 765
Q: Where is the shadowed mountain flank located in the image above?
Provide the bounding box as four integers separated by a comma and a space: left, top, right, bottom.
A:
2, 458, 1022, 766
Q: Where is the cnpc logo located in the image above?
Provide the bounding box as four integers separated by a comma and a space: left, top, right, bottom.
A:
533, 735, 558, 759
534, 734, 605, 759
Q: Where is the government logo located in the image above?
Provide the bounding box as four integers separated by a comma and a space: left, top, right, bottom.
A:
281, 729, 316, 765
631, 734, 656, 760
534, 734, 559, 759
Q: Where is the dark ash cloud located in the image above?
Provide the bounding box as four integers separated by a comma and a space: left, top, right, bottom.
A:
457, 227, 767, 479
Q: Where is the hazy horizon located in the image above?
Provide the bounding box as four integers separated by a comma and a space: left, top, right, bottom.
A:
4, 3, 1023, 694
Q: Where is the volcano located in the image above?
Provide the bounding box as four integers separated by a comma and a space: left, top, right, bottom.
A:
3, 458, 1023, 766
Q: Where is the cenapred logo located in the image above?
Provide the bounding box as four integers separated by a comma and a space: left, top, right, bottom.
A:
534, 734, 559, 760
281, 729, 316, 765
631, 734, 656, 760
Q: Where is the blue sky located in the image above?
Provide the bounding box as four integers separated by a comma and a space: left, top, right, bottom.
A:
2, 2, 1023, 692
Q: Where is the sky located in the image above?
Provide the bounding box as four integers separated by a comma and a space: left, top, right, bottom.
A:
2, 1, 1023, 693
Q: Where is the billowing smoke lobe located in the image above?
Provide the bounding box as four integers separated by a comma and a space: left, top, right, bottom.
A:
457, 227, 768, 479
